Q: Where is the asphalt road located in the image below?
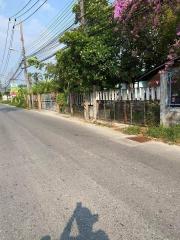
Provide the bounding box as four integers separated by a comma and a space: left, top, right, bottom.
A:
0, 104, 180, 240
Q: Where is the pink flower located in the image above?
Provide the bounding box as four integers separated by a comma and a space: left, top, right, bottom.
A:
114, 0, 132, 19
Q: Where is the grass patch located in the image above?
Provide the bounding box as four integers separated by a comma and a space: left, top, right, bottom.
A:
123, 126, 141, 135
122, 125, 180, 144
147, 125, 180, 143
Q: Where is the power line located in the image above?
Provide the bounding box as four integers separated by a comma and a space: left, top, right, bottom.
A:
5, 1, 164, 88
1, 23, 16, 79
15, 0, 48, 26
26, 0, 76, 53
27, 1, 116, 58
0, 18, 11, 73
10, 0, 33, 18
27, 11, 74, 54
1, 60, 23, 89
15, 0, 41, 19
27, 19, 75, 58
27, 1, 155, 61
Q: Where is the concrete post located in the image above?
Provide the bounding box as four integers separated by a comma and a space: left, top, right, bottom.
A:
92, 86, 98, 120
38, 94, 42, 111
160, 70, 169, 126
69, 93, 74, 115
84, 96, 89, 120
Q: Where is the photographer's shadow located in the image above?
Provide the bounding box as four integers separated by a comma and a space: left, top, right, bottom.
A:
41, 202, 109, 240
60, 202, 109, 240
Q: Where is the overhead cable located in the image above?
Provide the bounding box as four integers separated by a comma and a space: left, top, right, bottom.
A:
10, 0, 33, 18
0, 18, 11, 73
15, 0, 41, 19
15, 0, 48, 26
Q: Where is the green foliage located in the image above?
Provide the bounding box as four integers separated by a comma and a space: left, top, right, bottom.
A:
0, 100, 11, 104
27, 57, 44, 69
122, 124, 180, 143
27, 1, 180, 91
115, 4, 180, 82
147, 125, 180, 143
56, 93, 67, 106
32, 80, 59, 94
11, 87, 27, 108
123, 126, 141, 135
145, 103, 160, 126
56, 0, 121, 92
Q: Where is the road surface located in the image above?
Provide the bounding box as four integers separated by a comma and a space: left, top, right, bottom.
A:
0, 104, 180, 240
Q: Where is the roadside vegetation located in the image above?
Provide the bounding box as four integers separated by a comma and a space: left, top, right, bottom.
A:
122, 125, 180, 144
0, 1, 179, 145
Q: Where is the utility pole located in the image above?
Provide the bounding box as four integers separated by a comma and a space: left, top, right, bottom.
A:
79, 0, 85, 25
20, 22, 32, 108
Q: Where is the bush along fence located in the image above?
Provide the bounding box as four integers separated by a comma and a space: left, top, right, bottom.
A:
30, 84, 161, 127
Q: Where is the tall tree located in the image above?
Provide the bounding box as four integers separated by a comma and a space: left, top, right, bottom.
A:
114, 0, 180, 79
56, 0, 121, 92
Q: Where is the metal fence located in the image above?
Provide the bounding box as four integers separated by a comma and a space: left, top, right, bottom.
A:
31, 88, 160, 125
41, 93, 57, 111
97, 100, 160, 126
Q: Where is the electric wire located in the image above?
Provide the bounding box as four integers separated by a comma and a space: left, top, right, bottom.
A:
26, 0, 76, 53
4, 1, 166, 87
1, 23, 16, 80
0, 18, 11, 73
27, 11, 74, 55
10, 0, 33, 18
27, 18, 75, 57
15, 0, 48, 26
15, 0, 41, 19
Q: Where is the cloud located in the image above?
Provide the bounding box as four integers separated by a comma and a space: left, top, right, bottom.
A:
41, 1, 55, 13
23, 18, 46, 48
0, 0, 5, 10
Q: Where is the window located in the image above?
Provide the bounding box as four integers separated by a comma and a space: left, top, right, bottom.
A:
168, 68, 180, 107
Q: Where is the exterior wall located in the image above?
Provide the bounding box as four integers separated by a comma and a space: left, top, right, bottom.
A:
160, 69, 180, 126
164, 108, 180, 126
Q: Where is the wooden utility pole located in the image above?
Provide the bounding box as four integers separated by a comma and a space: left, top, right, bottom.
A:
79, 0, 85, 25
20, 22, 32, 108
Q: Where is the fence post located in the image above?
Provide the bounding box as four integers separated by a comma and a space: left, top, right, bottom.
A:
38, 94, 42, 110
69, 92, 74, 115
31, 93, 34, 109
84, 95, 89, 120
160, 70, 169, 126
27, 94, 31, 109
123, 101, 127, 123
143, 101, 146, 125
130, 101, 133, 124
92, 86, 98, 120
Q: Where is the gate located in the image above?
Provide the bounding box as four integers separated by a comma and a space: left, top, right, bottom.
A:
41, 93, 57, 111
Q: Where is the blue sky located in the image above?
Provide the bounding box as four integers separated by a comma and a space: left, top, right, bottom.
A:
0, 0, 114, 85
0, 0, 73, 84
0, 0, 69, 45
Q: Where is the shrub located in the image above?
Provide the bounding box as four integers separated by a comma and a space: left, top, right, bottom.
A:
56, 93, 67, 106
123, 126, 141, 135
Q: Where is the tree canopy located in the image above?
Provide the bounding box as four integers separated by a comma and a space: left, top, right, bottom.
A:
56, 0, 121, 92
27, 0, 180, 92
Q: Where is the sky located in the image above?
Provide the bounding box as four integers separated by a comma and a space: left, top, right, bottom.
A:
0, 0, 114, 86
0, 0, 73, 85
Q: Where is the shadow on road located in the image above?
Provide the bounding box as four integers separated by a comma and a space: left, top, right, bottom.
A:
41, 202, 109, 240
0, 106, 22, 113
